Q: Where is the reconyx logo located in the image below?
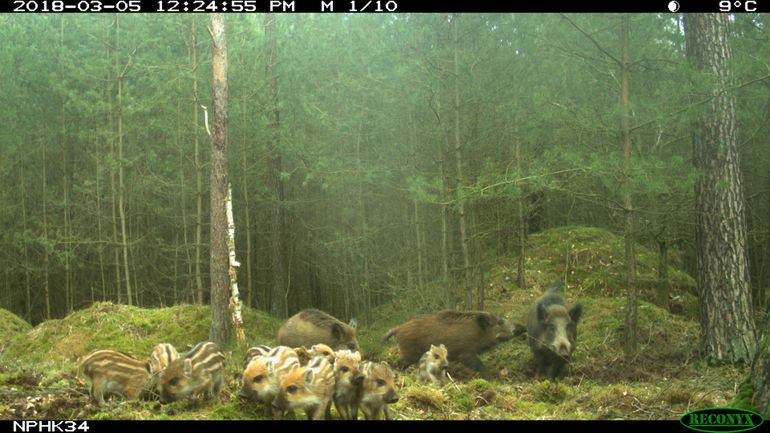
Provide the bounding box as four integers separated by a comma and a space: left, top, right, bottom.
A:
681, 407, 764, 433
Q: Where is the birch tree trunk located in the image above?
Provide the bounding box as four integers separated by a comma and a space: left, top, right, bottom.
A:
226, 184, 245, 342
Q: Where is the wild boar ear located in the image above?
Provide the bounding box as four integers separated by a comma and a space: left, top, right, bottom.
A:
569, 303, 583, 324
332, 323, 344, 340
183, 358, 193, 377
349, 318, 358, 329
304, 368, 315, 383
475, 314, 494, 329
537, 303, 548, 322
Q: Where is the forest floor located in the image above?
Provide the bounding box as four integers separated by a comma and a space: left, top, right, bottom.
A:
0, 227, 752, 420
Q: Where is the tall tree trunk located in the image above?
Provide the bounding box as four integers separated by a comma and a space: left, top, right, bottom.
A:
42, 136, 51, 319
265, 13, 287, 319
241, 95, 253, 308
20, 164, 31, 321
747, 306, 770, 416
656, 235, 670, 310
451, 14, 472, 310
59, 16, 74, 314
191, 16, 205, 305
685, 13, 756, 364
117, 44, 132, 306
436, 86, 451, 309
109, 15, 121, 304
356, 124, 370, 322
177, 99, 193, 305
113, 14, 133, 306
97, 45, 108, 301
409, 113, 425, 294
620, 14, 638, 355
209, 12, 232, 345
514, 115, 526, 289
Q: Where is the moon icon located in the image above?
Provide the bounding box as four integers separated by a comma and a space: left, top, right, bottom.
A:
667, 1, 680, 12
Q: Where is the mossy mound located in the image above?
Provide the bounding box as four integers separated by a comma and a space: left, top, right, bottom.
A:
0, 308, 32, 355
2, 302, 281, 364
486, 226, 697, 318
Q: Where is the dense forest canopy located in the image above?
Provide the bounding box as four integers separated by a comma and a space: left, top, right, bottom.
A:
0, 13, 767, 329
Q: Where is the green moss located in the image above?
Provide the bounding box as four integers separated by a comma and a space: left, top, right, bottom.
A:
732, 376, 754, 411
466, 378, 495, 394
405, 386, 447, 410
0, 309, 32, 356
1, 302, 281, 365
533, 380, 569, 403
497, 226, 698, 319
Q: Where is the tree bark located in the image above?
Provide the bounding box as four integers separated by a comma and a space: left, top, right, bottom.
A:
620, 14, 638, 355
226, 184, 245, 342
451, 14, 472, 310
209, 12, 232, 345
191, 16, 205, 305
20, 164, 31, 321
59, 15, 74, 314
94, 59, 111, 301
42, 130, 51, 319
177, 98, 193, 304
114, 14, 133, 306
265, 13, 287, 319
685, 13, 756, 364
655, 229, 671, 311
356, 124, 370, 322
240, 95, 253, 308
748, 307, 770, 416
109, 14, 121, 304
514, 115, 526, 289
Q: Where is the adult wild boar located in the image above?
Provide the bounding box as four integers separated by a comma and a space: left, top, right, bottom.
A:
383, 310, 514, 372
277, 309, 359, 352
526, 281, 583, 380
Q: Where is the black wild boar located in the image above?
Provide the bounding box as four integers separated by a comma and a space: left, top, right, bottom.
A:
383, 310, 514, 372
526, 281, 583, 380
277, 309, 359, 352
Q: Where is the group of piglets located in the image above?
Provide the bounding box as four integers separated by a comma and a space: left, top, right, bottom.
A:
78, 282, 581, 419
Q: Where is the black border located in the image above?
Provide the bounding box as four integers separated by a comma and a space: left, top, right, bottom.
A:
3, 0, 767, 13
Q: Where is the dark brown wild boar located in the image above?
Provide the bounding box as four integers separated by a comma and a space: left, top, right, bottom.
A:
383, 310, 514, 372
526, 281, 582, 380
277, 309, 359, 352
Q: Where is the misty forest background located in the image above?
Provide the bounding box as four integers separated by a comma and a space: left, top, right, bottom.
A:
0, 13, 767, 339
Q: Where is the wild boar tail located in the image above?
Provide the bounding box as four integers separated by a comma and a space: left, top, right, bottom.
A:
382, 327, 397, 342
